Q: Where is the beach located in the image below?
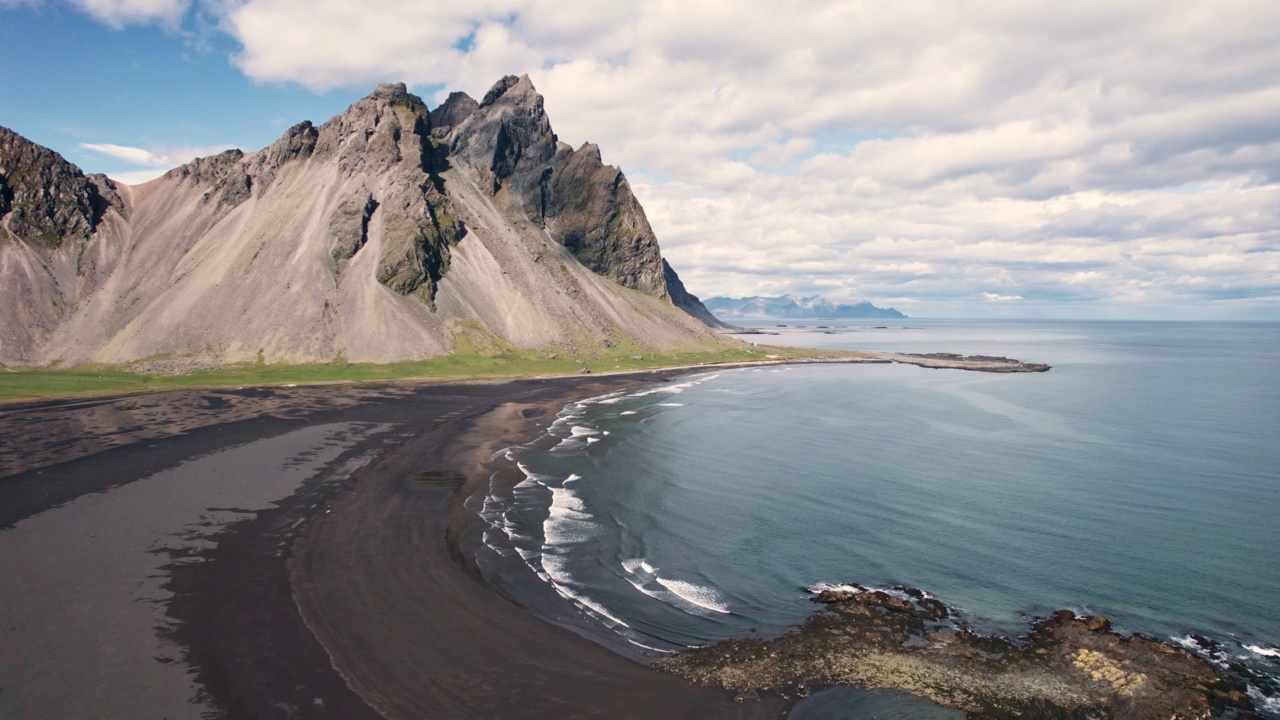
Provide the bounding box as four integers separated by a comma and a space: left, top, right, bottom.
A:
6, 345, 1253, 720
0, 373, 788, 719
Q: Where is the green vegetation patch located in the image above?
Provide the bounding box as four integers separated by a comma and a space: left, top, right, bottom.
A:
0, 344, 846, 404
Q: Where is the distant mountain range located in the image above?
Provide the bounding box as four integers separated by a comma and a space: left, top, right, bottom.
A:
703, 295, 906, 319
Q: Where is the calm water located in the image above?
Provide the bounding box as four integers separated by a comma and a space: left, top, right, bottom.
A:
472, 320, 1280, 714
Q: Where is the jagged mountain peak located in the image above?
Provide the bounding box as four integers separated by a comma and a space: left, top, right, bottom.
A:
0, 125, 127, 246
430, 91, 479, 134
371, 81, 412, 100
446, 74, 557, 192
479, 74, 536, 107
0, 76, 727, 367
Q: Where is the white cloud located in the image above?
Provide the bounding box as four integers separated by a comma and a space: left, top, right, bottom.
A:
79, 142, 237, 184
104, 168, 172, 184
983, 292, 1024, 302
54, 0, 1280, 317
80, 142, 235, 167
80, 142, 164, 165
69, 0, 188, 27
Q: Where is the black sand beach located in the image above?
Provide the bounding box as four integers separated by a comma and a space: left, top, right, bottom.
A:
0, 374, 786, 719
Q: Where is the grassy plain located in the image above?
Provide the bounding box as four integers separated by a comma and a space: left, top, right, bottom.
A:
0, 344, 831, 404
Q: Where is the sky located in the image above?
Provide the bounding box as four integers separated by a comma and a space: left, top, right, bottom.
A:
2, 1, 1278, 319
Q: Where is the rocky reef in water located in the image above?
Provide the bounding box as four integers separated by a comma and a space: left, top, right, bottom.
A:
654, 583, 1269, 719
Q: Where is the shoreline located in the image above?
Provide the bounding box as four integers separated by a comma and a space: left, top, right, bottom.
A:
0, 349, 1049, 408
0, 354, 1047, 482
0, 357, 1050, 719
0, 370, 792, 718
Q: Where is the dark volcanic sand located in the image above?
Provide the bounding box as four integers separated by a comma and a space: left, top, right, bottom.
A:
0, 376, 784, 719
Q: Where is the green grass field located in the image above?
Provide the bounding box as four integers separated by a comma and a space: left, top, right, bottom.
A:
0, 344, 834, 404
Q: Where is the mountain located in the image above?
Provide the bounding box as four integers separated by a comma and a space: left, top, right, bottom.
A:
0, 76, 728, 367
703, 295, 906, 319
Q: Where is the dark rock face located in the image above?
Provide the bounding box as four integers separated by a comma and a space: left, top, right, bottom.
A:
311, 82, 466, 303
440, 74, 722, 323
448, 75, 559, 198
165, 149, 252, 210
0, 125, 126, 246
429, 92, 479, 136
329, 189, 377, 262
248, 121, 318, 192
664, 259, 736, 329
541, 142, 666, 297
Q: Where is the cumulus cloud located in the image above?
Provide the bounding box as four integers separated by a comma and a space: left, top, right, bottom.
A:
48, 0, 1280, 316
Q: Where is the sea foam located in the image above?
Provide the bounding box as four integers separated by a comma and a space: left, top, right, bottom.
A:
654, 577, 732, 615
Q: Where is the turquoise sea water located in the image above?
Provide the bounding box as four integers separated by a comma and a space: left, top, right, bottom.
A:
471, 320, 1280, 714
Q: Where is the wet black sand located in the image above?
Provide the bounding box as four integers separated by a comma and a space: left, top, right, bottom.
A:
0, 376, 785, 719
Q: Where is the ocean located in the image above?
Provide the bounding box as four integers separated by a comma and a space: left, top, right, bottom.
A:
468, 320, 1280, 716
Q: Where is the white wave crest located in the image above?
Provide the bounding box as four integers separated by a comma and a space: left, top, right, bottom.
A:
1248, 686, 1280, 714
549, 485, 587, 514
806, 582, 934, 602
515, 463, 550, 487
1246, 644, 1280, 659
625, 637, 676, 654
657, 402, 684, 407
622, 558, 656, 576
543, 487, 596, 545
620, 411, 637, 416
655, 577, 731, 614
550, 437, 588, 453
540, 553, 630, 628
808, 582, 863, 595
563, 473, 583, 484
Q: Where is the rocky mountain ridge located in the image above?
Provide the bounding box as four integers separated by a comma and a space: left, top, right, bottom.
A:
0, 75, 727, 367
704, 294, 906, 320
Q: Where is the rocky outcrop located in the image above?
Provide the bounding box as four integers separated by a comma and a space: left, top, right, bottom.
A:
657, 583, 1262, 720
0, 126, 126, 246
310, 82, 464, 302
429, 92, 479, 135
437, 75, 714, 312
328, 188, 377, 262
902, 353, 1051, 372
541, 142, 667, 296
664, 259, 737, 329
158, 82, 465, 304
247, 120, 318, 192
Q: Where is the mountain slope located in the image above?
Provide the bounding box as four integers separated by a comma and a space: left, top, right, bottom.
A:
0, 76, 728, 367
704, 295, 906, 319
